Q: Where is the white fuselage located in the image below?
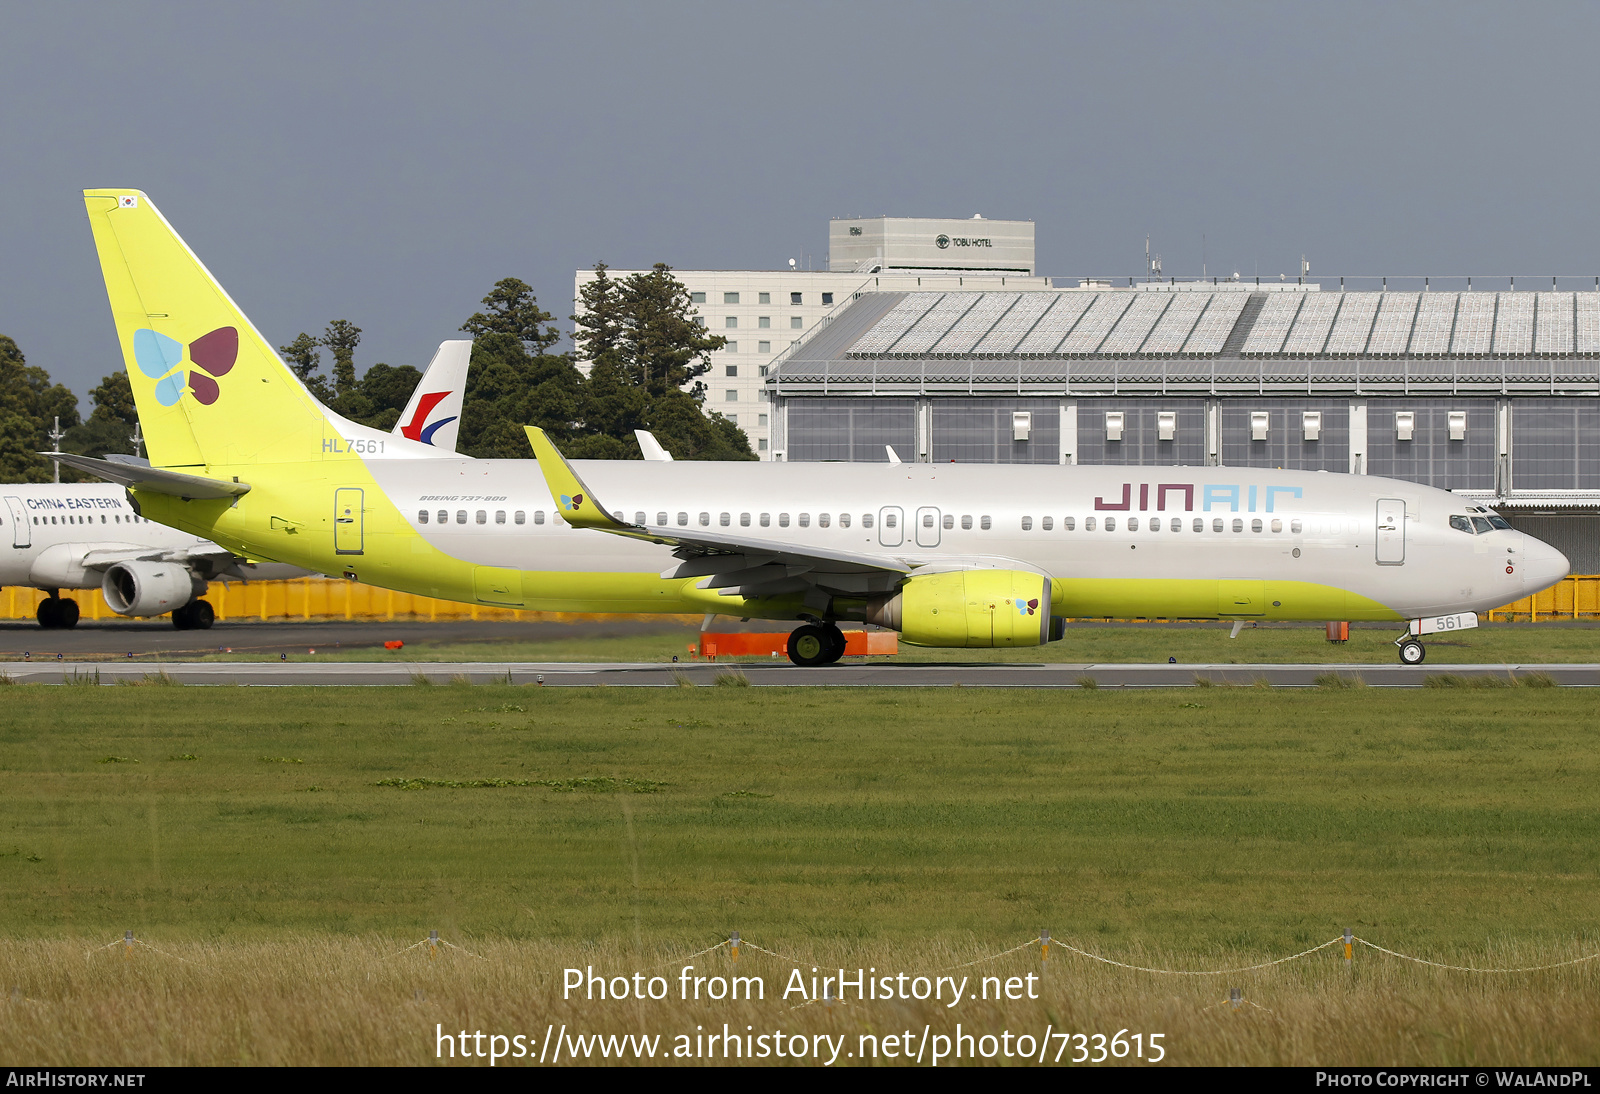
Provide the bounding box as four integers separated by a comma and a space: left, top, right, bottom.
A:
0, 484, 293, 593
360, 459, 1568, 620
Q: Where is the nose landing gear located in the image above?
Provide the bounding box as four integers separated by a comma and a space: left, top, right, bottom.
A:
1396, 638, 1426, 664
787, 623, 847, 666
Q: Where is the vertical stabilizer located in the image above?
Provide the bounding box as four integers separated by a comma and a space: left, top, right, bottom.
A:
394, 340, 470, 452
83, 189, 333, 470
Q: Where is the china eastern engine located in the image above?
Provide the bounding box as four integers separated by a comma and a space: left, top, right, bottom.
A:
863, 570, 1064, 647
101, 560, 204, 617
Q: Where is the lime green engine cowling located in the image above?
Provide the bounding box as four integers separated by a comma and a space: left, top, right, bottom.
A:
866, 570, 1060, 648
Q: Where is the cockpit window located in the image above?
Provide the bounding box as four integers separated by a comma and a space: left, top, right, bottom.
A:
1471, 516, 1494, 534
1487, 515, 1511, 530
1450, 515, 1473, 533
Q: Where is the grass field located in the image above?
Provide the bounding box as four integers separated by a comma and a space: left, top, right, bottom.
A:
181, 619, 1600, 665
3, 684, 1598, 1065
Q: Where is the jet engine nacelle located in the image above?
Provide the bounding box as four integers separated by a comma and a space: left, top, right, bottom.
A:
864, 569, 1064, 648
101, 561, 204, 617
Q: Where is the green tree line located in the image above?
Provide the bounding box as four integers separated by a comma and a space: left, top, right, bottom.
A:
0, 263, 753, 480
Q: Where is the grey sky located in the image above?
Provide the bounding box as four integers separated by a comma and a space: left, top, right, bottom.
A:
4, 1, 1598, 402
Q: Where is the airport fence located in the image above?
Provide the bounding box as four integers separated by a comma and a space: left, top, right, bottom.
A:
1, 574, 1595, 625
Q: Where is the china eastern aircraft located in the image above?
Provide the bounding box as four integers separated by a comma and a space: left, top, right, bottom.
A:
72, 189, 1569, 665
8, 337, 471, 629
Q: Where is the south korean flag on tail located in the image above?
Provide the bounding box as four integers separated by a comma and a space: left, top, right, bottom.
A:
119, 195, 138, 209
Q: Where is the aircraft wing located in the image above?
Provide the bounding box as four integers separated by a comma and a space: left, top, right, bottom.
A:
76, 543, 308, 581
524, 427, 911, 599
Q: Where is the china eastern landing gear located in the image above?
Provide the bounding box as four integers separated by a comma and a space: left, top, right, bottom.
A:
35, 596, 80, 629
171, 600, 215, 631
1396, 637, 1426, 664
787, 623, 846, 667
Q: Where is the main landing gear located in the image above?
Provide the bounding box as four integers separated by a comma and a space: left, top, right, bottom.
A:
787, 623, 847, 667
36, 596, 80, 629
171, 600, 215, 630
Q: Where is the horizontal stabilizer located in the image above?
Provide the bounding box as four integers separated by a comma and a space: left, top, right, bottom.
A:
49, 452, 250, 500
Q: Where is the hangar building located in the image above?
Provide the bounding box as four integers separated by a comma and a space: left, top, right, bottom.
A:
766, 283, 1600, 571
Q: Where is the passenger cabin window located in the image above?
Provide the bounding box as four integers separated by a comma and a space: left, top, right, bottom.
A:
961, 515, 973, 530
740, 513, 751, 526
1251, 519, 1262, 532
418, 510, 429, 524
515, 511, 526, 525
760, 513, 771, 526
1085, 517, 1097, 531
818, 513, 830, 527
779, 514, 790, 527
1290, 520, 1301, 533
634, 512, 645, 525
980, 515, 992, 530
1021, 516, 1032, 530
656, 512, 667, 525
1128, 517, 1139, 531
678, 512, 688, 526
862, 513, 873, 528
798, 513, 810, 528
719, 512, 730, 526
456, 510, 468, 524
699, 512, 710, 526
1232, 519, 1244, 532
437, 510, 448, 524
1064, 516, 1075, 531
1212, 518, 1224, 532
839, 513, 850, 528
496, 511, 507, 524
1103, 517, 1116, 531
942, 514, 954, 530
1042, 516, 1053, 530
884, 513, 896, 528
1270, 519, 1282, 533
534, 511, 546, 525
476, 511, 487, 524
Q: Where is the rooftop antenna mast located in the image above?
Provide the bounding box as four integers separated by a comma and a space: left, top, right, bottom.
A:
130, 421, 144, 460
1146, 235, 1162, 282
48, 415, 63, 483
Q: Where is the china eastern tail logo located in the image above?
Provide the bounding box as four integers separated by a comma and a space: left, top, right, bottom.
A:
559, 492, 584, 512
1015, 598, 1039, 616
133, 327, 238, 407
399, 392, 459, 446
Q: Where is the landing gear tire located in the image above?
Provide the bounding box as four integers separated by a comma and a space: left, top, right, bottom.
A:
171, 602, 195, 630
787, 624, 845, 667
189, 600, 214, 630
57, 598, 79, 629
1398, 639, 1426, 665
35, 598, 60, 629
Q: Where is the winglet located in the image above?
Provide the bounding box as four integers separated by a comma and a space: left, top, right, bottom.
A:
524, 427, 630, 530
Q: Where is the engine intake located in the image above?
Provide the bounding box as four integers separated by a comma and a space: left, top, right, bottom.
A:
864, 570, 1061, 648
101, 561, 203, 617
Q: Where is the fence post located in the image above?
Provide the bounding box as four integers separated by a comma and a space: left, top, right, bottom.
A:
429, 929, 439, 960
729, 931, 740, 962
123, 930, 134, 960
1228, 986, 1242, 1010
1040, 929, 1050, 962
1344, 928, 1353, 966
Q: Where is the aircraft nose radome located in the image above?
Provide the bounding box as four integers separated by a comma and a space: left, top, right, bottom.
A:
1522, 537, 1570, 595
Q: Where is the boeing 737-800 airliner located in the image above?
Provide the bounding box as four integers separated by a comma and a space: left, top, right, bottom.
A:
71, 190, 1569, 664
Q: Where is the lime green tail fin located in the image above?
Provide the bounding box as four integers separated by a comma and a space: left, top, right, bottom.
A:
83, 189, 330, 470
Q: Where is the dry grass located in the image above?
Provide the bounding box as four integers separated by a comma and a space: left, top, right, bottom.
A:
3, 935, 1599, 1066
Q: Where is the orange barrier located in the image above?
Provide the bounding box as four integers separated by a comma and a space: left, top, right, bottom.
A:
2, 575, 1595, 626
694, 630, 898, 659
1488, 575, 1600, 622
0, 579, 696, 626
